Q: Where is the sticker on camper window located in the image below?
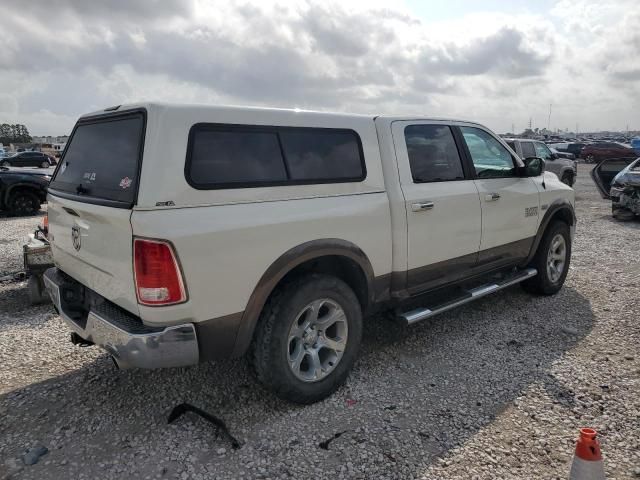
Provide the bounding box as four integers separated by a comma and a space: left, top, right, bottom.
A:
83, 172, 96, 181
119, 177, 132, 189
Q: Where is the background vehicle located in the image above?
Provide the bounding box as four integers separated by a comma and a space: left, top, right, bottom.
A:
591, 157, 640, 220
1, 151, 55, 168
44, 103, 575, 404
631, 137, 640, 155
0, 166, 50, 215
548, 142, 586, 159
549, 147, 575, 160
580, 143, 637, 163
505, 138, 577, 186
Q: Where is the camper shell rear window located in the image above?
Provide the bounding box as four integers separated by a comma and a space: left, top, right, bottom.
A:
49, 110, 145, 207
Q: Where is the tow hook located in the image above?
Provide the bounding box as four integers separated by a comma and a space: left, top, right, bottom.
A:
70, 332, 94, 347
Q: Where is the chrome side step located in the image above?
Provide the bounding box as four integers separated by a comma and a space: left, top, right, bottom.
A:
399, 268, 537, 325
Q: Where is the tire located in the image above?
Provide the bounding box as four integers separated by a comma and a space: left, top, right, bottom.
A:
8, 190, 40, 216
586, 154, 595, 164
40, 161, 49, 168
251, 273, 363, 404
561, 172, 574, 186
612, 205, 635, 221
521, 221, 571, 295
1, 160, 10, 167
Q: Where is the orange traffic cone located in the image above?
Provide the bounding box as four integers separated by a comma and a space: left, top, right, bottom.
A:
569, 428, 606, 479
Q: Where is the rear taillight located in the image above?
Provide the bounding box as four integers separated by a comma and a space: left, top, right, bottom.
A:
41, 214, 48, 234
133, 238, 187, 306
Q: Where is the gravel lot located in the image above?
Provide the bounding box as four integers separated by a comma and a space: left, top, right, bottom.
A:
1, 167, 639, 479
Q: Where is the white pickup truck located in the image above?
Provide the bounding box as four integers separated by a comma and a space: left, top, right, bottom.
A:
43, 103, 575, 403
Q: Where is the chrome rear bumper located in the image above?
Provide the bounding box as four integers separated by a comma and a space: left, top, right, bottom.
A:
43, 268, 199, 369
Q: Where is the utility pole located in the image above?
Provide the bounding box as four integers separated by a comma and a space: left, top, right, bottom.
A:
512, 123, 515, 134
547, 103, 552, 131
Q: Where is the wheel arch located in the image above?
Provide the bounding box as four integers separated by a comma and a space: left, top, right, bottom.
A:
521, 199, 575, 267
231, 239, 377, 357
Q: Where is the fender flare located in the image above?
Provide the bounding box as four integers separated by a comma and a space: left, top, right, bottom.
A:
231, 238, 376, 356
522, 198, 575, 266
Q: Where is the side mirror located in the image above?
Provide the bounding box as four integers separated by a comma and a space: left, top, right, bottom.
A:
522, 157, 545, 177
551, 152, 559, 160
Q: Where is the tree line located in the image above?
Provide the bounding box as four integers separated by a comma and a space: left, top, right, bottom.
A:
0, 124, 32, 144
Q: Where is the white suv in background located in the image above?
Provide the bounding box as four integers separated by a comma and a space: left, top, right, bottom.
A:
44, 103, 575, 403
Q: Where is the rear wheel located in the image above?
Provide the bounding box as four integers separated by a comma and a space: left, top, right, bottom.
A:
1, 160, 10, 167
40, 161, 49, 168
9, 190, 40, 216
586, 154, 595, 163
521, 221, 571, 295
251, 274, 362, 404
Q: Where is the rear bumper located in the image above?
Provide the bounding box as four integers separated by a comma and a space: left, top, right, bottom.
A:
43, 268, 199, 369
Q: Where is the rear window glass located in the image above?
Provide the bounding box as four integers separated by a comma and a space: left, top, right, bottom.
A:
521, 142, 536, 158
186, 125, 365, 189
50, 113, 144, 205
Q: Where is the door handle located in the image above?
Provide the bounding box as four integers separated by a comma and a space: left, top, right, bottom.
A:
411, 201, 435, 212
485, 193, 501, 201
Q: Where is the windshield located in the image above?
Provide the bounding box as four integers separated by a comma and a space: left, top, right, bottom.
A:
49, 112, 144, 206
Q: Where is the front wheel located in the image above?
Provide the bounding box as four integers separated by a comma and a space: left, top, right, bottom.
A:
560, 173, 573, 187
251, 274, 362, 404
521, 221, 571, 295
1, 160, 10, 167
40, 161, 50, 168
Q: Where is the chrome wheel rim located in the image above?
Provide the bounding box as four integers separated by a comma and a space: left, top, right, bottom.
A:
287, 298, 348, 383
546, 234, 567, 283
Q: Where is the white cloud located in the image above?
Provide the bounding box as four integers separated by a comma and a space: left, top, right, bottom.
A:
0, 0, 637, 134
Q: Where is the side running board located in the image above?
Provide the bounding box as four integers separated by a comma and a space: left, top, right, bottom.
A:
399, 268, 537, 325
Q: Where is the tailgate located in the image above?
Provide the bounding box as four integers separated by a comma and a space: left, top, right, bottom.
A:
48, 194, 139, 315
46, 109, 146, 315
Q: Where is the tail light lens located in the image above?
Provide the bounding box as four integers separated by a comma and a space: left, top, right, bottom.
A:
133, 238, 187, 306
41, 214, 49, 234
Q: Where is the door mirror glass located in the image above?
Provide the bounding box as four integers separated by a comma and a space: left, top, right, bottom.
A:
523, 157, 545, 177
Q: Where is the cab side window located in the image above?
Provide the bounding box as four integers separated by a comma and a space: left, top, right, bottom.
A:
460, 127, 516, 178
534, 142, 553, 160
404, 125, 465, 183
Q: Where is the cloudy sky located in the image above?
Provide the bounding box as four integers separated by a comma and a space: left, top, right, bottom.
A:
1, 0, 638, 135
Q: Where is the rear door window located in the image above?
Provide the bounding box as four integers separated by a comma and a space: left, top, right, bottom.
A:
403, 125, 465, 182
50, 112, 145, 206
520, 142, 536, 158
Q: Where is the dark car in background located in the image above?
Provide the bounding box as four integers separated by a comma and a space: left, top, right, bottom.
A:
548, 142, 586, 159
1, 151, 55, 168
0, 166, 50, 215
581, 143, 637, 163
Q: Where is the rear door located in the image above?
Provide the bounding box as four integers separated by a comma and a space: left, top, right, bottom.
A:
591, 158, 637, 198
457, 126, 539, 268
391, 121, 481, 292
47, 110, 146, 314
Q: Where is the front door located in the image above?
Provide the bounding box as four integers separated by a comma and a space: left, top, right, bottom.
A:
458, 125, 540, 268
391, 121, 482, 293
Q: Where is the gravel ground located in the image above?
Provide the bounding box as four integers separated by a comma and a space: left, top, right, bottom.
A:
1, 167, 639, 479
0, 207, 46, 278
